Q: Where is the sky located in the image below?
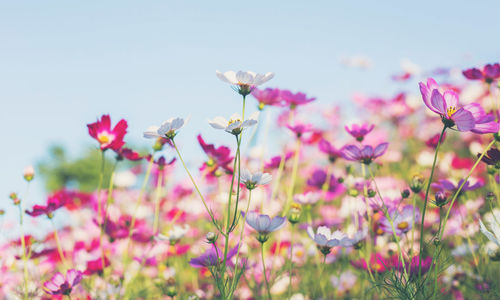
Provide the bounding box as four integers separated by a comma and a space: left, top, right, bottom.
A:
1, 1, 499, 235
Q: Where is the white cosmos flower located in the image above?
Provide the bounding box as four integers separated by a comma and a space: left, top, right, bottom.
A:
294, 191, 321, 205
240, 169, 272, 190
208, 112, 259, 135
156, 224, 190, 244
216, 70, 274, 87
144, 117, 187, 140
307, 226, 354, 253
479, 219, 500, 247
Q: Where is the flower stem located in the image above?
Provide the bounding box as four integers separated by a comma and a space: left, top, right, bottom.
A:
51, 218, 68, 269
18, 193, 29, 300
261, 243, 272, 300
153, 170, 164, 234
96, 151, 107, 275
287, 224, 295, 299
283, 138, 301, 216
418, 126, 446, 278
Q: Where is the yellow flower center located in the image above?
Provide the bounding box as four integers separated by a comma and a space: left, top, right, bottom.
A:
447, 106, 457, 118
397, 221, 409, 230
98, 134, 110, 144
228, 119, 242, 126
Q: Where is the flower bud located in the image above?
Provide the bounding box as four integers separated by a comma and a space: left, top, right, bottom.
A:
348, 188, 359, 197
0, 209, 4, 215
10, 192, 20, 205
401, 189, 410, 199
434, 191, 448, 207
337, 177, 344, 183
23, 166, 35, 182
410, 174, 424, 193
487, 165, 497, 174
165, 277, 177, 297
287, 203, 302, 224
485, 192, 496, 203
206, 232, 217, 244
367, 189, 376, 198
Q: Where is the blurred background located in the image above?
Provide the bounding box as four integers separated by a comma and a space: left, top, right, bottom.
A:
1, 1, 499, 237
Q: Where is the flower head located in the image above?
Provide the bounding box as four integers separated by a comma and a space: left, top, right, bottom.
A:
294, 191, 321, 205
286, 122, 313, 138
240, 169, 272, 190
379, 205, 419, 236
216, 70, 274, 96
114, 147, 143, 161
87, 114, 128, 151
209, 112, 259, 135
25, 193, 66, 218
478, 147, 500, 168
463, 63, 500, 84
189, 244, 238, 268
341, 143, 389, 164
319, 139, 343, 163
144, 117, 186, 140
307, 226, 354, 254
198, 134, 233, 176
157, 225, 190, 245
280, 90, 316, 108
43, 269, 83, 295
244, 212, 286, 243
345, 123, 374, 142
252, 88, 283, 109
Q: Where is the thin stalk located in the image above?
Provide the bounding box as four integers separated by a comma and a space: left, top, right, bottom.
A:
418, 126, 446, 278
96, 151, 107, 273
283, 138, 301, 216
287, 224, 295, 299
261, 243, 272, 300
51, 218, 68, 269
432, 207, 443, 300
153, 170, 164, 234
18, 202, 29, 300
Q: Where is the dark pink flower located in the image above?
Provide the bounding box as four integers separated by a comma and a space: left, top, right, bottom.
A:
345, 123, 374, 142
264, 152, 293, 170
84, 257, 110, 275
114, 147, 142, 161
319, 139, 343, 162
43, 269, 83, 295
351, 253, 392, 273
425, 132, 446, 149
251, 88, 283, 109
280, 90, 316, 108
341, 143, 389, 164
395, 256, 432, 279
419, 78, 498, 133
87, 114, 128, 151
286, 123, 313, 138
198, 134, 233, 176
25, 193, 66, 217
463, 63, 500, 83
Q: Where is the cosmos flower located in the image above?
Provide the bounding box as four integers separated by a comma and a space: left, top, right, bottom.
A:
144, 117, 186, 140
431, 179, 483, 197
43, 269, 83, 295
189, 244, 239, 268
208, 112, 259, 135
379, 205, 419, 236
341, 143, 389, 164
395, 256, 432, 279
463, 63, 500, 84
244, 212, 286, 243
345, 123, 374, 142
240, 169, 272, 190
419, 78, 498, 133
198, 134, 233, 176
84, 257, 111, 275
157, 225, 190, 245
478, 147, 500, 167
307, 226, 354, 254
479, 218, 500, 247
114, 147, 143, 161
87, 114, 128, 151
294, 191, 321, 205
425, 131, 447, 148
306, 169, 345, 198
280, 90, 316, 108
351, 253, 392, 273
264, 151, 294, 170
216, 70, 274, 96
286, 123, 313, 138
252, 87, 283, 109
25, 193, 66, 218
318, 139, 343, 163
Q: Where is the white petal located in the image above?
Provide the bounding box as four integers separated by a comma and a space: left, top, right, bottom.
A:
208, 117, 228, 129
144, 125, 161, 138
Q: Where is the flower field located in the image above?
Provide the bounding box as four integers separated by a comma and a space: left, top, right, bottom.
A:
4, 66, 500, 299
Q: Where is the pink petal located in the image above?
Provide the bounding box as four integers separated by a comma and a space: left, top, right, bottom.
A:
452, 108, 475, 132
430, 89, 446, 115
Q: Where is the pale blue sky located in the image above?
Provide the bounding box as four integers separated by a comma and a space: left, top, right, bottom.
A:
1, 1, 499, 232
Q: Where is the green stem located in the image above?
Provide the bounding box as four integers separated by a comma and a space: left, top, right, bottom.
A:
51, 218, 68, 269
432, 207, 443, 300
103, 160, 118, 231
287, 225, 295, 299
283, 138, 301, 216
261, 243, 272, 300
18, 193, 29, 300
96, 151, 107, 274
418, 126, 446, 278
153, 170, 164, 234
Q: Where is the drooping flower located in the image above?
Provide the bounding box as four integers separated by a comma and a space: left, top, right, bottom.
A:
318, 139, 343, 163
419, 78, 498, 133
286, 122, 313, 138
341, 143, 389, 164
240, 169, 272, 190
478, 147, 500, 168
25, 193, 66, 218
252, 88, 283, 109
280, 90, 316, 108
87, 114, 128, 151
216, 70, 274, 96
463, 63, 500, 84
43, 269, 83, 295
198, 134, 233, 176
114, 147, 142, 161
307, 226, 354, 254
208, 112, 259, 135
244, 212, 286, 243
345, 123, 374, 142
379, 205, 419, 236
189, 244, 239, 268
144, 117, 186, 140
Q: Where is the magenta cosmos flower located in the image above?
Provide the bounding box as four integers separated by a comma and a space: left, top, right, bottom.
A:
463, 63, 500, 84
25, 193, 66, 218
252, 87, 283, 109
319, 139, 343, 162
87, 114, 128, 151
198, 134, 233, 176
43, 269, 83, 295
280, 90, 316, 108
419, 78, 498, 133
286, 122, 313, 138
341, 143, 389, 164
345, 123, 374, 142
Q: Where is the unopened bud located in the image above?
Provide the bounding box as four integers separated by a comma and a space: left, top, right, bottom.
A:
367, 189, 376, 198
23, 166, 35, 182
166, 277, 177, 297
434, 191, 448, 207
337, 177, 344, 183
410, 174, 424, 193
348, 188, 359, 197
401, 189, 410, 199
486, 192, 496, 203
287, 203, 302, 224
206, 232, 217, 244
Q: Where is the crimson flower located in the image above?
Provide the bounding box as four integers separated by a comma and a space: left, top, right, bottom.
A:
198, 134, 233, 176
114, 147, 142, 161
87, 114, 128, 151
84, 257, 111, 275
26, 193, 66, 217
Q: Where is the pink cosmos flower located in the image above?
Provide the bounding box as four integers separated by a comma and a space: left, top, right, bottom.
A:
84, 257, 111, 275
463, 63, 500, 84
264, 151, 293, 170
345, 123, 374, 141
114, 147, 142, 161
198, 134, 233, 176
280, 90, 316, 108
286, 122, 313, 138
419, 78, 498, 133
318, 139, 343, 162
87, 114, 128, 151
251, 88, 284, 109
43, 269, 83, 295
25, 193, 66, 217
341, 143, 389, 164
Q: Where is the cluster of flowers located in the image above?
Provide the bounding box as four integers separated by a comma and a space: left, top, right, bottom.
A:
3, 63, 500, 299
